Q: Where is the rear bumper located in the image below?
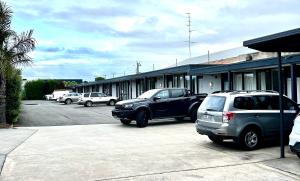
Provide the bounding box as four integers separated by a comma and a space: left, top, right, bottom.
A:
195, 120, 237, 138
112, 109, 136, 120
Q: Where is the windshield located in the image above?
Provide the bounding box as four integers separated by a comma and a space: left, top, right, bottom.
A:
138, 89, 161, 99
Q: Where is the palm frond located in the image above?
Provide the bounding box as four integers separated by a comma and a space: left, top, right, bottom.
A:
0, 1, 12, 36
8, 29, 36, 66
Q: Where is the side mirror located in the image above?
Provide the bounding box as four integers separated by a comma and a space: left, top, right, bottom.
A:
153, 96, 161, 101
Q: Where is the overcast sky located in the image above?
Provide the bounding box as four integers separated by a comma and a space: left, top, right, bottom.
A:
9, 0, 300, 81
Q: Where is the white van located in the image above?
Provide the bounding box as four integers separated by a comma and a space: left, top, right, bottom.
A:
51, 90, 71, 101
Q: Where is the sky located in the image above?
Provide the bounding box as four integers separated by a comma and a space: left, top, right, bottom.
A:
8, 0, 300, 81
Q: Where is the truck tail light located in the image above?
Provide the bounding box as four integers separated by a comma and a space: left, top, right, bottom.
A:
223, 112, 234, 122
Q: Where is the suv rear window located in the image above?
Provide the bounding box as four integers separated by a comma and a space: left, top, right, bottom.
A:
84, 93, 89, 97
199, 96, 226, 112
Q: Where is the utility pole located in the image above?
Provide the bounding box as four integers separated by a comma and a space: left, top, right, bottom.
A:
208, 50, 210, 63
136, 61, 141, 74
185, 13, 196, 58
153, 64, 155, 71
112, 73, 115, 78
176, 58, 178, 66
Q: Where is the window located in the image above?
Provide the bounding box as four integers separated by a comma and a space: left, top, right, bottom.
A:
252, 96, 274, 110
170, 89, 184, 98
233, 97, 254, 110
156, 90, 169, 99
90, 93, 99, 97
199, 96, 226, 112
99, 93, 106, 97
284, 97, 298, 110
84, 93, 89, 97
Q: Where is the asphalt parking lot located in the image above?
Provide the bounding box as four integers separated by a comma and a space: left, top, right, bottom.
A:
1, 100, 300, 180
17, 100, 119, 126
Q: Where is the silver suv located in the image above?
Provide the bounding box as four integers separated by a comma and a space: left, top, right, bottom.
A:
59, 93, 81, 104
195, 91, 299, 150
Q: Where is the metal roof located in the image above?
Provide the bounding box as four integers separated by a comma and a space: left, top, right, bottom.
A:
174, 47, 256, 66
190, 54, 300, 74
243, 28, 300, 52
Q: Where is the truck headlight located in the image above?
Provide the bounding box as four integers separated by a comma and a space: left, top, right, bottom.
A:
123, 104, 133, 109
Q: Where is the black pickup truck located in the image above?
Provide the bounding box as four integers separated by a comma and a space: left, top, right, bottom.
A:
112, 88, 207, 127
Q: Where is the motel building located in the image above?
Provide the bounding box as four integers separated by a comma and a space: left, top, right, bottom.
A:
73, 28, 300, 104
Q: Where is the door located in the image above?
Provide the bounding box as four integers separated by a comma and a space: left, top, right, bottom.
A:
251, 95, 279, 138
149, 90, 170, 118
73, 93, 80, 102
283, 97, 298, 134
90, 92, 100, 103
169, 89, 189, 116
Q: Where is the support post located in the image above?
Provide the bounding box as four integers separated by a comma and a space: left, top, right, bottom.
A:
189, 75, 193, 93
291, 64, 297, 102
278, 52, 285, 158
228, 71, 233, 90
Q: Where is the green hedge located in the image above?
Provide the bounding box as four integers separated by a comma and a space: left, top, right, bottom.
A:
24, 80, 65, 100
5, 67, 22, 124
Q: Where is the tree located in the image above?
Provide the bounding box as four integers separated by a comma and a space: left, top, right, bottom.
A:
64, 81, 78, 87
95, 76, 105, 81
0, 1, 35, 124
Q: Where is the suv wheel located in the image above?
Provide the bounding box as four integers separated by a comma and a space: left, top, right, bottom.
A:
190, 108, 198, 122
208, 135, 223, 144
86, 101, 93, 107
65, 99, 72, 105
120, 119, 131, 125
239, 128, 260, 150
136, 110, 148, 128
108, 100, 116, 106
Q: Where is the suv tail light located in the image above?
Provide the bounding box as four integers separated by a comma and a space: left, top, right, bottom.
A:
223, 112, 234, 122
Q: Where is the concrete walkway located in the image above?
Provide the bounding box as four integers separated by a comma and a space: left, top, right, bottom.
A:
0, 124, 299, 181
0, 128, 37, 174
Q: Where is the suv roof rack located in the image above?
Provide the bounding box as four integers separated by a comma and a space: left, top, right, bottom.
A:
212, 90, 278, 95
212, 90, 235, 94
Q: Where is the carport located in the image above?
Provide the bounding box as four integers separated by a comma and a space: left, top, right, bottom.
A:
243, 28, 300, 158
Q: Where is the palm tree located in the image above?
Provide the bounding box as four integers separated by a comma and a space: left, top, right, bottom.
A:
0, 1, 35, 124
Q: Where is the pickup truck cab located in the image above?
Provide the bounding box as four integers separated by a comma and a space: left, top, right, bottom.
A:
112, 88, 207, 127
78, 92, 119, 107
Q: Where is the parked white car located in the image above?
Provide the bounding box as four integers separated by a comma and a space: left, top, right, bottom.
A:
51, 90, 72, 101
44, 94, 53, 100
78, 92, 118, 107
290, 114, 300, 158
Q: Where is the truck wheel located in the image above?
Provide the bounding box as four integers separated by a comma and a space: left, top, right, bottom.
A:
136, 110, 148, 128
86, 101, 93, 107
65, 99, 72, 105
108, 100, 116, 106
120, 119, 131, 125
190, 108, 198, 122
208, 135, 223, 144
239, 128, 261, 150
297, 153, 300, 159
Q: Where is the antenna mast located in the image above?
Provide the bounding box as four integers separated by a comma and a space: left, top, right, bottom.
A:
185, 13, 196, 58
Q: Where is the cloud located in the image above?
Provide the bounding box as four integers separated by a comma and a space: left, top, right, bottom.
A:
8, 0, 300, 81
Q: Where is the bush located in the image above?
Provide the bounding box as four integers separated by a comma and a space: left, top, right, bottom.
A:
24, 79, 66, 100
5, 67, 22, 124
